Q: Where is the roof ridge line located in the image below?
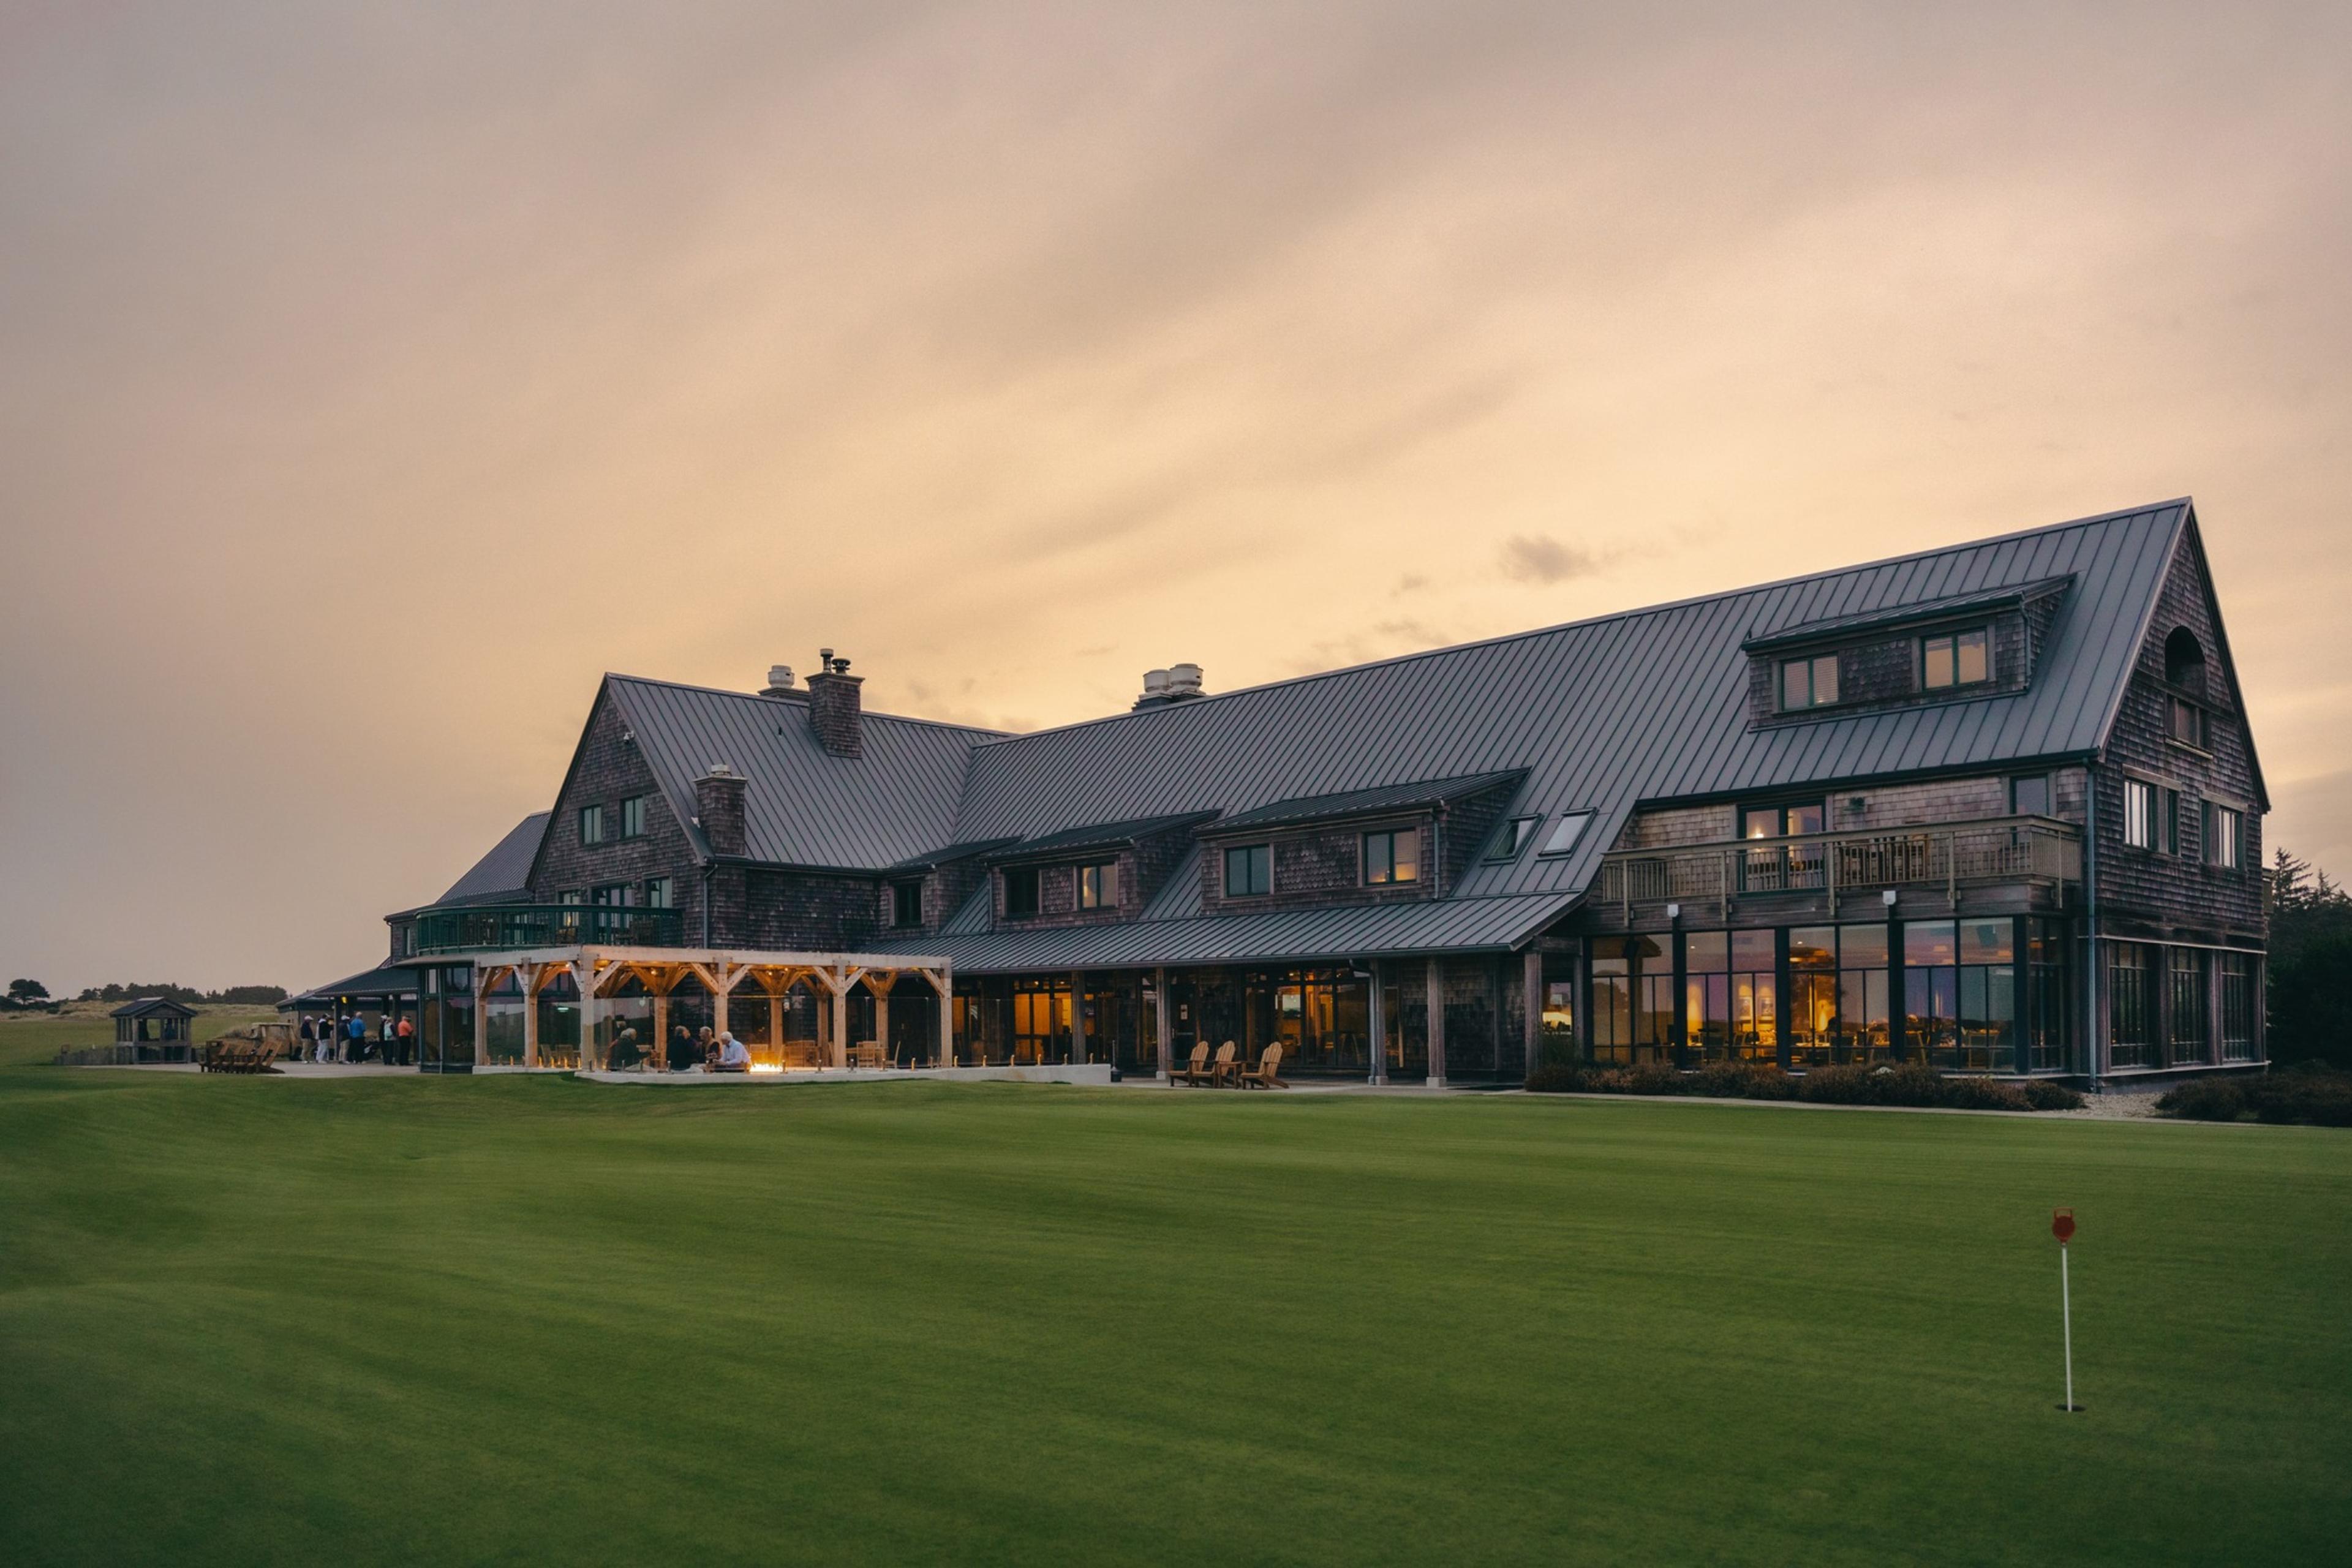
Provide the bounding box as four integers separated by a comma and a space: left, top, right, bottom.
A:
603, 671, 1009, 739
968, 499, 2191, 751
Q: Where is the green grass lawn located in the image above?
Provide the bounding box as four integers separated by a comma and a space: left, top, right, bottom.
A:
3, 1071, 2347, 1567
0, 1005, 282, 1069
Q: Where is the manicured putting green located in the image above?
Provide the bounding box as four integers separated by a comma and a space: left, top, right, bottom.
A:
2, 1071, 2346, 1566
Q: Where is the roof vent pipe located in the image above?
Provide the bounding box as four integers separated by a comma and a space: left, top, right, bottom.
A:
1165, 663, 1204, 699
760, 665, 802, 700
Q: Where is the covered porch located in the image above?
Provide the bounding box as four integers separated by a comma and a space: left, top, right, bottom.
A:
414, 946, 952, 1074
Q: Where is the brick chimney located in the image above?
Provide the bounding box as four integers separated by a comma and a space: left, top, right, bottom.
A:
693, 764, 747, 855
805, 649, 863, 758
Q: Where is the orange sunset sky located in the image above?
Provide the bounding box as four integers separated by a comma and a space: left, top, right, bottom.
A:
3, 1, 2348, 992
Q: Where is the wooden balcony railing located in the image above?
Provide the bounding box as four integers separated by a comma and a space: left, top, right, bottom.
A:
1593, 815, 2081, 922
409, 903, 685, 956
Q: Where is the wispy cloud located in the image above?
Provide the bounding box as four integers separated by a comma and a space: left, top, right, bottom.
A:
1499, 535, 1604, 584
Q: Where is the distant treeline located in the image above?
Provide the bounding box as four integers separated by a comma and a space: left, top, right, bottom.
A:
69, 982, 290, 1006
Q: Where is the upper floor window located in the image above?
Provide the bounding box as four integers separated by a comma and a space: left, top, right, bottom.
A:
1489, 816, 1542, 861
1537, 811, 1594, 858
2210, 805, 2244, 870
2011, 775, 2051, 817
1003, 865, 1041, 919
1363, 828, 1419, 885
1224, 843, 1272, 897
2163, 627, 2206, 693
620, 796, 646, 839
891, 880, 923, 928
578, 804, 606, 845
2122, 778, 2154, 848
1743, 802, 1825, 840
2168, 696, 2207, 750
1921, 627, 1990, 690
1779, 654, 1839, 710
592, 883, 633, 907
559, 889, 585, 906
646, 876, 673, 910
1078, 861, 1119, 910
2162, 787, 2184, 856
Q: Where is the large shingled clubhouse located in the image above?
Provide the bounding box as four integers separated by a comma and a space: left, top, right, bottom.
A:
291, 499, 2267, 1087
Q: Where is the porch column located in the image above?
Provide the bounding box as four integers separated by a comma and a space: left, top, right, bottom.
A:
1367, 960, 1387, 1085
575, 959, 600, 1072
522, 971, 540, 1069
652, 990, 670, 1074
472, 968, 489, 1069
769, 987, 785, 1064
830, 973, 849, 1069
927, 966, 954, 1068
1523, 949, 1544, 1083
873, 980, 891, 1066
1425, 956, 1446, 1088
712, 963, 730, 1043
1153, 966, 1171, 1080
1070, 970, 1085, 1064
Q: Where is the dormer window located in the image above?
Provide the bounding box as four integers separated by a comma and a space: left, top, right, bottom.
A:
1921, 628, 1989, 690
891, 880, 923, 928
1224, 844, 1272, 897
1362, 828, 1419, 885
1779, 654, 1839, 710
1004, 866, 1041, 919
1077, 861, 1118, 909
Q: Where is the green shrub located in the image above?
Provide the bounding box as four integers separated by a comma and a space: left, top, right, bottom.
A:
2021, 1079, 2085, 1112
1692, 1061, 1795, 1100
1937, 1076, 2032, 1112
1623, 1064, 1689, 1096
1524, 1065, 1585, 1094
2157, 1078, 2248, 1121
2244, 1065, 2352, 1128
1795, 1065, 1877, 1104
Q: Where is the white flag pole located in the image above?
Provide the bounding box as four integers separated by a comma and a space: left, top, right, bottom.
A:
2060, 1242, 2075, 1412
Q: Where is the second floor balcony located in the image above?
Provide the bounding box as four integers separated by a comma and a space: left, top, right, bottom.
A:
1592, 815, 2081, 924
409, 903, 685, 957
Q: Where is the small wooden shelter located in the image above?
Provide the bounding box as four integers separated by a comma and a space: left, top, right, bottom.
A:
111, 997, 195, 1045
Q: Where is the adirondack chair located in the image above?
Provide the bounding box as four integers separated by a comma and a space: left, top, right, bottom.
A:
1207, 1041, 1240, 1087
1235, 1044, 1288, 1090
1169, 1042, 1213, 1085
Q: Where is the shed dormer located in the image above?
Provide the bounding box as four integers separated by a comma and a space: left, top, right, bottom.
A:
1741, 576, 2073, 728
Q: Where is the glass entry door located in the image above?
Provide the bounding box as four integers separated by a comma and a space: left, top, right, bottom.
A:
1011, 980, 1071, 1065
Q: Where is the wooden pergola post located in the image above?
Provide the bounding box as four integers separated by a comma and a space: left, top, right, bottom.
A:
1425, 956, 1446, 1088
1153, 965, 1170, 1080
472, 968, 490, 1069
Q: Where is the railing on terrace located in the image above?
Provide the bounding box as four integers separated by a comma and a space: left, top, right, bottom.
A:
409, 903, 685, 956
1593, 815, 2081, 922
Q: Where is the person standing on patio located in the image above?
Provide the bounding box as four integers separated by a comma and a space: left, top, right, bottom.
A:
395, 1012, 413, 1066
344, 1012, 364, 1063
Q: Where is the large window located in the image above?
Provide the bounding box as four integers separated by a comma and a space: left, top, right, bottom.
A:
1363, 828, 1419, 885
891, 880, 923, 928
1685, 932, 1730, 1062
1787, 927, 1839, 1068
1956, 918, 2016, 1072
1731, 929, 1777, 1065
1742, 802, 1826, 839
1004, 865, 1041, 918
1904, 920, 1959, 1067
579, 804, 606, 845
2026, 919, 2070, 1072
2168, 696, 2207, 749
2168, 948, 2209, 1068
1078, 861, 1118, 910
2161, 787, 2182, 856
2108, 942, 2158, 1069
2219, 953, 2256, 1061
620, 795, 646, 839
1591, 937, 1670, 1066
1921, 627, 1990, 690
2123, 778, 2154, 848
645, 876, 673, 910
1781, 654, 1839, 710
1839, 922, 1892, 1066
2210, 804, 2243, 870
2011, 774, 2051, 817
1224, 844, 1272, 897
1011, 979, 1071, 1065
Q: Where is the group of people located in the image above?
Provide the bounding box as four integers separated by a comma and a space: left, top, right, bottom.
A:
298, 1011, 412, 1065
605, 1021, 752, 1072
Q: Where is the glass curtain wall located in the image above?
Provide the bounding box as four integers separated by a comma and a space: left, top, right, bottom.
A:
1263, 968, 1370, 1076
1956, 919, 2016, 1072
2107, 943, 2158, 1068
1684, 933, 1730, 1062
1788, 927, 1838, 1068
2168, 949, 2210, 1067
1731, 930, 1777, 1065
1591, 938, 1670, 1065
1538, 955, 1576, 1069
2219, 954, 2256, 1061
1839, 924, 1891, 1066
1011, 979, 1072, 1065
483, 971, 526, 1065
2026, 920, 2070, 1072
1904, 921, 1959, 1067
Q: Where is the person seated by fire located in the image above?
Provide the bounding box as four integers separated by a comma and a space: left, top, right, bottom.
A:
705, 1031, 750, 1072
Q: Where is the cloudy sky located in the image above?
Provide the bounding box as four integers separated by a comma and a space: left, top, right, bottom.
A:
4, 1, 2347, 993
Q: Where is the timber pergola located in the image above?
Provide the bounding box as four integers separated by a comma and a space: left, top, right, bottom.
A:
464, 945, 952, 1071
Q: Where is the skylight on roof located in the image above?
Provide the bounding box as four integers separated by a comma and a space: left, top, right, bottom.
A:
1487, 815, 1542, 861
1537, 812, 1592, 858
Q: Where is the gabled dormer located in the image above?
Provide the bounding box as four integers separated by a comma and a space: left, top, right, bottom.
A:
1195, 770, 1528, 914
1742, 576, 2074, 728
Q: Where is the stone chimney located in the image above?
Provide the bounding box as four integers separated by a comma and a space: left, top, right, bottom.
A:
805, 649, 864, 758
760, 664, 805, 702
694, 764, 747, 855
